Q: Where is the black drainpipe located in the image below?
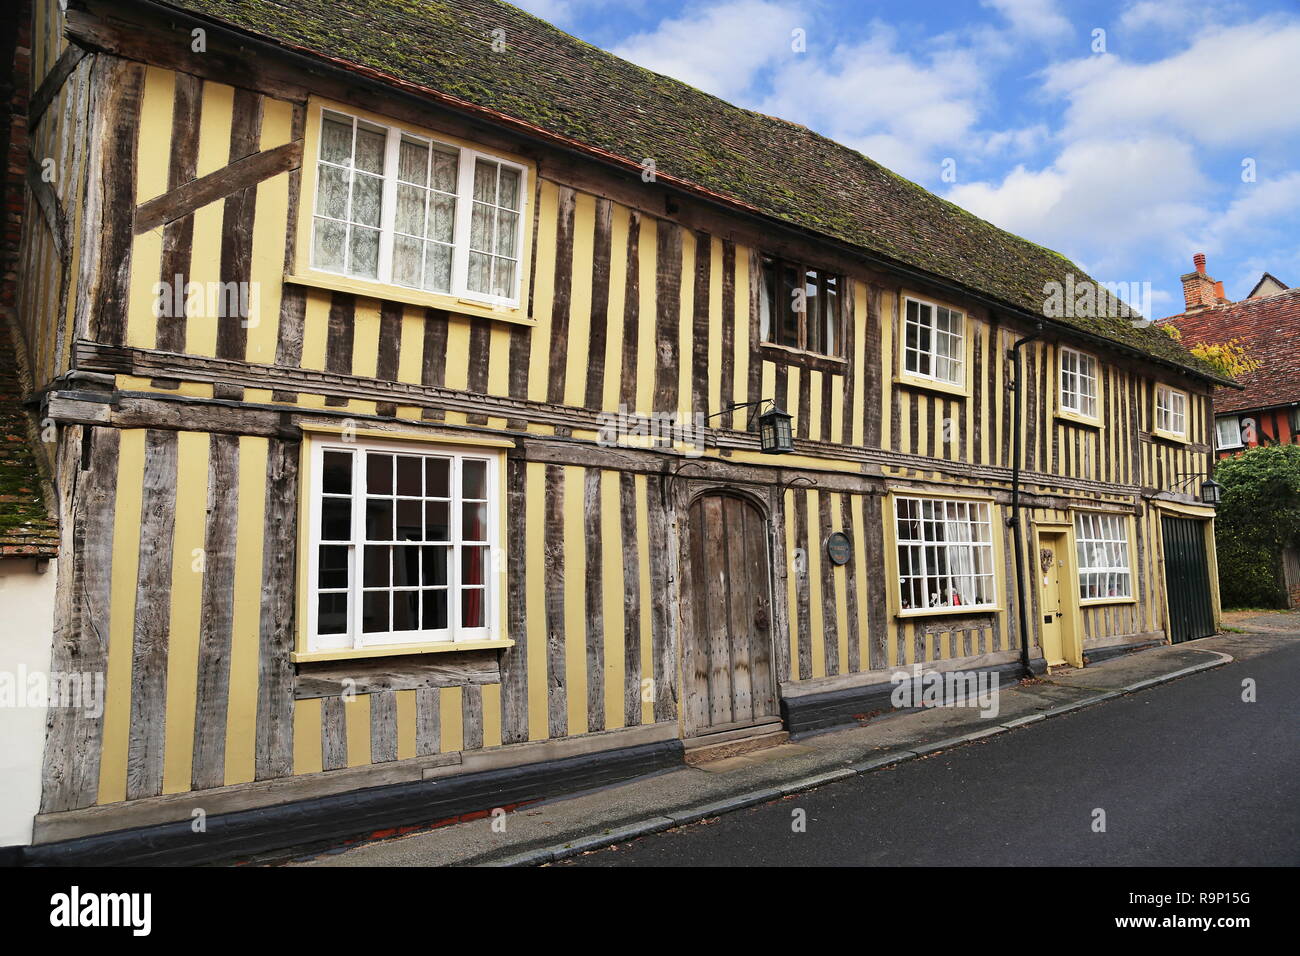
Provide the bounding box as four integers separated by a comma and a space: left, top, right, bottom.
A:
1010, 323, 1043, 679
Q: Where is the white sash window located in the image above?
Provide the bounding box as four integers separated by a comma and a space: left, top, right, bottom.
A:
1074, 512, 1132, 601
895, 496, 996, 612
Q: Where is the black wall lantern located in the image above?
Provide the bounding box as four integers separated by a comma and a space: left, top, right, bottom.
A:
709, 399, 794, 455
1200, 478, 1223, 506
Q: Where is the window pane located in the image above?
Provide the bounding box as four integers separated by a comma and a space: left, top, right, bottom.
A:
320, 497, 351, 541
499, 167, 521, 209
462, 546, 488, 585
393, 235, 423, 288
462, 502, 487, 542
463, 460, 487, 499
492, 259, 516, 300
426, 458, 450, 497
362, 591, 389, 633
351, 173, 383, 228
312, 218, 347, 273
426, 242, 453, 293
349, 226, 379, 279
396, 499, 423, 540
396, 456, 423, 496
317, 592, 349, 634
398, 138, 429, 185
322, 451, 352, 494
318, 545, 349, 589
469, 202, 492, 253
393, 590, 420, 632
316, 163, 350, 220
366, 498, 393, 540
395, 183, 426, 237
394, 545, 420, 587
473, 160, 497, 202
363, 545, 390, 587
496, 210, 519, 258
422, 545, 449, 586
367, 454, 393, 494
320, 117, 352, 165
422, 589, 448, 630
467, 250, 491, 294
461, 588, 485, 627
430, 194, 455, 243
354, 125, 385, 174
432, 149, 459, 193
425, 501, 450, 541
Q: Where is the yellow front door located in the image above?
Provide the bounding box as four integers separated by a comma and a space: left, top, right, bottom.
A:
1038, 533, 1066, 666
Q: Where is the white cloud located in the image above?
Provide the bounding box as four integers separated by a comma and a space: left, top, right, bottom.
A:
945, 136, 1208, 277
980, 0, 1074, 41
611, 1, 805, 101
1043, 19, 1300, 147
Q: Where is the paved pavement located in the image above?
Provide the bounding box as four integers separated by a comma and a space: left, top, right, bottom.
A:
285, 626, 1294, 867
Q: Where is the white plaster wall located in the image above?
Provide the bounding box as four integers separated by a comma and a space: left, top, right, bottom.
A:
0, 557, 57, 847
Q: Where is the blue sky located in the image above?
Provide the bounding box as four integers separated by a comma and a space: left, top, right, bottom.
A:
512, 0, 1300, 317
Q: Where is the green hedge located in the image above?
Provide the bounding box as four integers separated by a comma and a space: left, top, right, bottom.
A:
1213, 444, 1300, 609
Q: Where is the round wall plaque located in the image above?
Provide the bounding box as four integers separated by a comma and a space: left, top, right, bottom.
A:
826, 531, 852, 567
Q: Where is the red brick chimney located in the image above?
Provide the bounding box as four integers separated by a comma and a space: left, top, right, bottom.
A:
1180, 252, 1220, 311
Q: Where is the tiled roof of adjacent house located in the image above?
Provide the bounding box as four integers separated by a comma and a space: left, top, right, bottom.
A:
1160, 287, 1300, 414
0, 324, 58, 557
160, 0, 1227, 382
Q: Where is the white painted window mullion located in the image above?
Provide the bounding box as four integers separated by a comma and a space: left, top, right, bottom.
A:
377, 128, 401, 285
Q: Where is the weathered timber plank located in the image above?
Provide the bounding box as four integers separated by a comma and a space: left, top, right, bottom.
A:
543, 464, 567, 737
546, 186, 576, 406
584, 197, 613, 409
583, 467, 605, 732
255, 437, 298, 781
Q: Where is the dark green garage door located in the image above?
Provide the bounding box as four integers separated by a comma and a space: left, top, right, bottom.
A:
1162, 515, 1215, 643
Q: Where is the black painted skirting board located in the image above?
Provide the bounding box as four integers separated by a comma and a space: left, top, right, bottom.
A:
20, 739, 684, 867
782, 659, 1043, 737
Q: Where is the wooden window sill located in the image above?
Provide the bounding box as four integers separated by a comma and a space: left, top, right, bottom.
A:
894, 373, 969, 399
758, 342, 848, 373
1151, 428, 1190, 445
895, 606, 1000, 620
1079, 597, 1137, 607
1056, 411, 1103, 429
291, 639, 515, 664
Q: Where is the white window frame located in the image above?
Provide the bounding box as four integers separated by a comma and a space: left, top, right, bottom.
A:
1059, 346, 1099, 420
306, 436, 500, 653
902, 296, 965, 386
309, 109, 529, 308
893, 495, 997, 613
1155, 384, 1188, 439
1215, 415, 1243, 450
1074, 512, 1133, 602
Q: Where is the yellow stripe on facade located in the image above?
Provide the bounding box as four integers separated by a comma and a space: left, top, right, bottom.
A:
396, 304, 424, 384
527, 179, 559, 404
564, 192, 595, 408
564, 465, 588, 736
602, 206, 630, 413
247, 161, 292, 365
601, 469, 625, 730
808, 369, 823, 439
97, 429, 146, 805
195, 82, 235, 178
293, 698, 323, 774
850, 494, 870, 672
486, 322, 512, 427
351, 297, 381, 378
634, 216, 657, 417
223, 436, 268, 786
187, 200, 225, 357
135, 66, 175, 204
526, 462, 549, 740
125, 230, 163, 350
162, 431, 209, 794
733, 245, 750, 417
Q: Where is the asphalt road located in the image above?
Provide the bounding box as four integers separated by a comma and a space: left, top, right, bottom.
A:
565, 641, 1300, 866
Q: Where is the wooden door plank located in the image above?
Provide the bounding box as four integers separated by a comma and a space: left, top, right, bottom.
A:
724, 497, 754, 725
701, 497, 733, 727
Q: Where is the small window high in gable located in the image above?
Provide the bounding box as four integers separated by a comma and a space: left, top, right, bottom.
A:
903, 296, 965, 387
1215, 415, 1242, 450
758, 256, 843, 358
307, 106, 528, 311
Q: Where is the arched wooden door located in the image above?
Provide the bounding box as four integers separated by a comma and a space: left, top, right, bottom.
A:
685, 492, 777, 734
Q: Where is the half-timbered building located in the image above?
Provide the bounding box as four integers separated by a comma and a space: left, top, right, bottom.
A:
4, 0, 1231, 862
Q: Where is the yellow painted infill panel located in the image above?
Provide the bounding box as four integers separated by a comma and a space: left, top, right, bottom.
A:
808, 369, 823, 439
564, 192, 596, 408
351, 298, 382, 379
829, 369, 844, 445
126, 231, 162, 349
786, 366, 800, 435
850, 494, 871, 672
899, 386, 912, 456
487, 322, 512, 400
396, 689, 417, 760
97, 430, 147, 805
601, 470, 626, 731
526, 180, 559, 403
444, 315, 471, 391
732, 245, 751, 417
135, 66, 176, 204
526, 462, 549, 740
293, 698, 324, 774
224, 436, 268, 786
636, 473, 654, 726
259, 96, 294, 151
807, 489, 825, 679
245, 388, 275, 404
564, 466, 588, 736
299, 288, 331, 372
851, 280, 866, 447
161, 432, 209, 794
708, 235, 724, 417
187, 201, 225, 357
784, 488, 798, 682
634, 216, 657, 417
677, 228, 696, 421
247, 169, 292, 366
439, 686, 464, 753
397, 305, 424, 384
344, 694, 372, 767
603, 205, 630, 413
482, 684, 503, 749
196, 82, 235, 179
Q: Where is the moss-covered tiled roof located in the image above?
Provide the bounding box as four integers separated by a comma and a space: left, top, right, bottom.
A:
0, 326, 57, 557
161, 0, 1226, 382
